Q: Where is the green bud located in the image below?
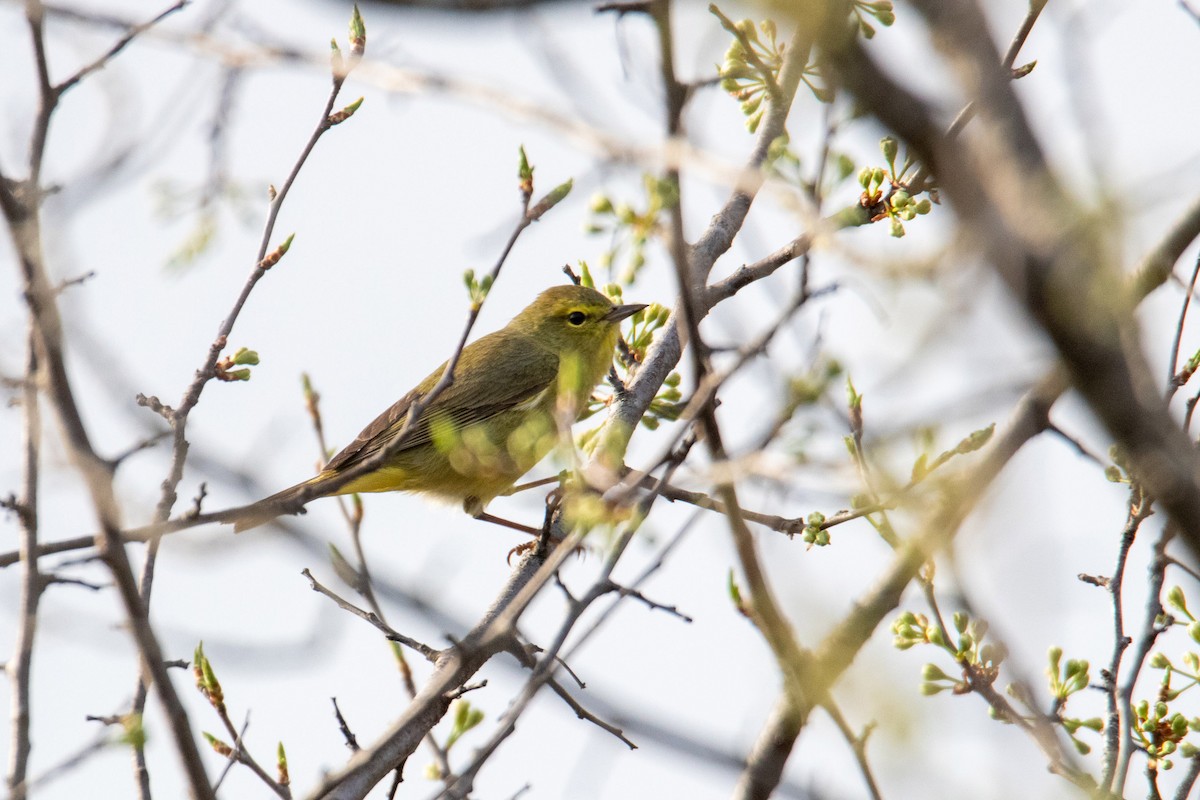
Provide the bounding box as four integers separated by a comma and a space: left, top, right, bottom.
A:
890, 219, 905, 238
330, 38, 344, 73
453, 699, 471, 729
1073, 739, 1091, 755
203, 731, 233, 757
835, 153, 856, 181
735, 19, 757, 41
952, 612, 968, 633
277, 741, 289, 786
727, 569, 743, 606
880, 137, 898, 165
1104, 465, 1123, 482
517, 145, 533, 185
806, 511, 826, 526
1167, 585, 1188, 614
915, 198, 932, 214
120, 714, 147, 750
1149, 652, 1170, 669
919, 682, 947, 696
348, 4, 366, 56
328, 97, 364, 126
921, 663, 951, 682
589, 193, 614, 214
858, 166, 873, 189
232, 347, 259, 366
549, 178, 574, 204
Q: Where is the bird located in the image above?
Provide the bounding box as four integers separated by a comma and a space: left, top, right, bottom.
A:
229, 284, 646, 532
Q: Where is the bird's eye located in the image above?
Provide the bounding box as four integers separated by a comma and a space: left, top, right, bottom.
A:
567, 311, 587, 326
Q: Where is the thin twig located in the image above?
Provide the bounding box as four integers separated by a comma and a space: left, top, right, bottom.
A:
1100, 490, 1153, 792
301, 569, 440, 661
7, 323, 44, 800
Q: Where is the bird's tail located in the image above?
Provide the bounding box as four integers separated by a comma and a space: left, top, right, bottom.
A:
214, 481, 313, 533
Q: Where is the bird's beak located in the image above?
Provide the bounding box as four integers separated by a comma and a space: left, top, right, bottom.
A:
605, 303, 647, 323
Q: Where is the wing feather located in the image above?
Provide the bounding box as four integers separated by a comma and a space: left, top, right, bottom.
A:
322, 331, 558, 475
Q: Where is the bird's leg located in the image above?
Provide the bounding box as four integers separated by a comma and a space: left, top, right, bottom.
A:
506, 486, 575, 564
463, 495, 540, 536
474, 511, 540, 536
499, 476, 559, 497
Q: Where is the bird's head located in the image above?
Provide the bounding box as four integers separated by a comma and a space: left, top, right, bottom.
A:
511, 285, 646, 360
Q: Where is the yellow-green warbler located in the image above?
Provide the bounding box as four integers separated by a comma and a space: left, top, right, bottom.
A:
233, 284, 645, 531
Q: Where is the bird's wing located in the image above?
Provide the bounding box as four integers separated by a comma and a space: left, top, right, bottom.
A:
321, 332, 559, 475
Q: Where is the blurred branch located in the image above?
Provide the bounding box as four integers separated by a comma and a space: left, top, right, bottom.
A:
1129, 193, 1200, 304
732, 695, 803, 800
821, 0, 1200, 570
2, 2, 211, 798
6, 326, 43, 800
